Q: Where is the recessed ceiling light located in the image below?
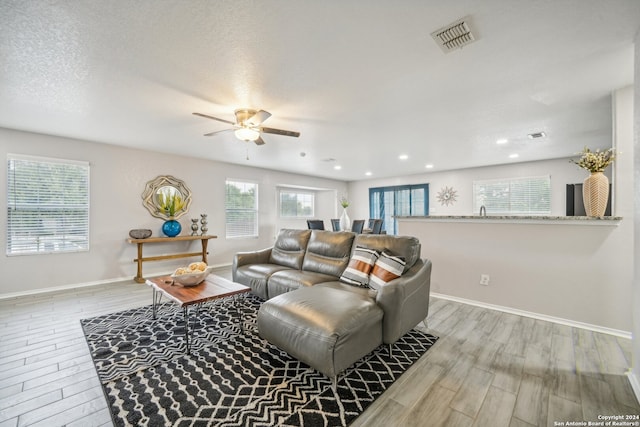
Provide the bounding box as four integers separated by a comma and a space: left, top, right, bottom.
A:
334, 165, 342, 170
425, 164, 434, 169
365, 171, 372, 176
509, 153, 519, 159
398, 154, 409, 160
496, 138, 508, 145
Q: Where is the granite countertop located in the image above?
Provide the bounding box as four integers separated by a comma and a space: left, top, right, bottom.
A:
396, 215, 622, 225
397, 215, 621, 221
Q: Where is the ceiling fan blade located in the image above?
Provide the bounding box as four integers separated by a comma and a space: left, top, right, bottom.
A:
253, 136, 266, 145
246, 110, 272, 126
193, 112, 235, 125
260, 127, 300, 138
204, 129, 233, 137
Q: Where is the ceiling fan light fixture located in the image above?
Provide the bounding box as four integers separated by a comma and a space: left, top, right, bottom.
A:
234, 128, 260, 141
194, 108, 299, 145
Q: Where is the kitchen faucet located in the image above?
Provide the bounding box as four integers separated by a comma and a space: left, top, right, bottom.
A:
479, 205, 486, 217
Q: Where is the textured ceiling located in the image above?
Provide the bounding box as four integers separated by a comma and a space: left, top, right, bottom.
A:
0, 0, 638, 180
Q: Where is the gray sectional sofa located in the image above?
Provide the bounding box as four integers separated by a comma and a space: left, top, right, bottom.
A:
232, 228, 432, 389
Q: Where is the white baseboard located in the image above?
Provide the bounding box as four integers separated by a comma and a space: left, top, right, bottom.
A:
431, 292, 632, 339
627, 370, 640, 405
0, 262, 233, 300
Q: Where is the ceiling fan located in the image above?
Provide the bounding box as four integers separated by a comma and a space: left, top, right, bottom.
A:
192, 109, 300, 145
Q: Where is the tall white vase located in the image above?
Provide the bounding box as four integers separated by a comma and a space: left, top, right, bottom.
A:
339, 208, 351, 231
582, 172, 609, 217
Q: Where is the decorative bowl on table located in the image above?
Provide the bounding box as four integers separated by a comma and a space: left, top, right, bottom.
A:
129, 229, 152, 239
171, 265, 213, 287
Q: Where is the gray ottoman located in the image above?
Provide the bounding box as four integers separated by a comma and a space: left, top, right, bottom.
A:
257, 285, 384, 390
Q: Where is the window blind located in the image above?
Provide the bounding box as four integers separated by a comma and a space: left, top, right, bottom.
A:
225, 180, 258, 238
7, 154, 90, 255
280, 190, 314, 217
472, 175, 551, 215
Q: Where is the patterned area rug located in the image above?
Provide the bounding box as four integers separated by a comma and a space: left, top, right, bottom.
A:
81, 294, 438, 426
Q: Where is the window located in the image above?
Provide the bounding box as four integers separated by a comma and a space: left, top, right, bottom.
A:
7, 154, 90, 255
473, 175, 551, 215
225, 180, 258, 238
279, 190, 314, 217
369, 184, 429, 235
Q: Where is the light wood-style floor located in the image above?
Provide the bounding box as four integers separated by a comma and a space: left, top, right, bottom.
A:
1, 268, 638, 426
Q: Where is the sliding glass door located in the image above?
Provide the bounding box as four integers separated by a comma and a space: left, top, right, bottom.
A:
369, 184, 429, 235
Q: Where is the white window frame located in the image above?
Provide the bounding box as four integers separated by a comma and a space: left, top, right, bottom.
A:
279, 189, 315, 218
225, 179, 258, 239
7, 154, 90, 256
472, 175, 551, 215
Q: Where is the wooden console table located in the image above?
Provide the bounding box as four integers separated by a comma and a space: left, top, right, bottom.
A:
127, 235, 217, 283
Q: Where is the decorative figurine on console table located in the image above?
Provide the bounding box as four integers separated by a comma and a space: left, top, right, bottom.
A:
190, 218, 199, 236
200, 214, 208, 235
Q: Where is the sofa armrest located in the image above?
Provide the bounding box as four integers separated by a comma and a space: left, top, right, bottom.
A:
374, 259, 432, 344
232, 248, 273, 277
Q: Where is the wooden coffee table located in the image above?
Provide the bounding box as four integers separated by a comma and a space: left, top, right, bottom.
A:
145, 274, 251, 354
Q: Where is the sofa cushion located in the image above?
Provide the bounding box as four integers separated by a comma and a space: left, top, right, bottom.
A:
353, 234, 420, 273
339, 246, 379, 287
257, 286, 383, 379
267, 269, 339, 298
234, 264, 293, 300
302, 230, 355, 277
269, 229, 312, 270
369, 250, 406, 287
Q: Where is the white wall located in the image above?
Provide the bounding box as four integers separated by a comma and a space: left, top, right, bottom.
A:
0, 127, 347, 296
632, 30, 640, 395
347, 87, 634, 333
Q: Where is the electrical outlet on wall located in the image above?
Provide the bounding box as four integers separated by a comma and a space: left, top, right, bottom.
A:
480, 274, 490, 286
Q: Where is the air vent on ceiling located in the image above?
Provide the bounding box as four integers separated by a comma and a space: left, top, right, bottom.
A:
431, 17, 476, 53
528, 131, 547, 139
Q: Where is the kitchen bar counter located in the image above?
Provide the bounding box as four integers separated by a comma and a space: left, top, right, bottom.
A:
395, 212, 630, 333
